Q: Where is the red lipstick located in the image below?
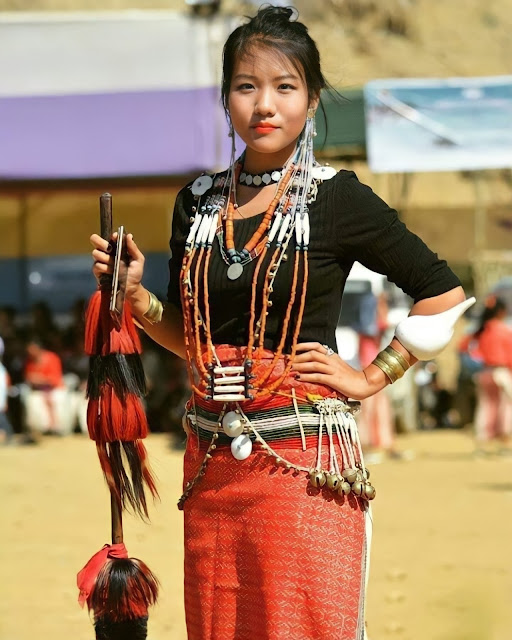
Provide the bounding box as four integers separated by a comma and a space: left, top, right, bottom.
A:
252, 122, 278, 134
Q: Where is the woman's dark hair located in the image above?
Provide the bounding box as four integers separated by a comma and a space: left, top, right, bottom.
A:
221, 5, 327, 115
474, 297, 507, 336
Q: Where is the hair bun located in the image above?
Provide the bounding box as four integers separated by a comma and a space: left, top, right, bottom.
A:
255, 5, 297, 24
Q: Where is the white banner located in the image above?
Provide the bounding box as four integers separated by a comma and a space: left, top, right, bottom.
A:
0, 11, 235, 96
364, 76, 512, 173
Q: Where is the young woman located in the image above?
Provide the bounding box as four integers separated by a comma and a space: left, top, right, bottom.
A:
91, 7, 468, 639
460, 297, 512, 450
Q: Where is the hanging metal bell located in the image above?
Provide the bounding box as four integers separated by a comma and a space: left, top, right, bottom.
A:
339, 481, 352, 496
352, 481, 364, 496
362, 467, 370, 480
342, 468, 358, 484
364, 484, 376, 500
309, 470, 327, 488
326, 474, 340, 491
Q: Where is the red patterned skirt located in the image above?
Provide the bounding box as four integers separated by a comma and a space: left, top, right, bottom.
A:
181, 346, 371, 640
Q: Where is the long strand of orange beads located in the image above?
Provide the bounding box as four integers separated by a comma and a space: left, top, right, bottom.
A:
181, 145, 314, 402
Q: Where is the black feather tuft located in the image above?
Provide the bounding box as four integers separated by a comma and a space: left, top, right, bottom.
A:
95, 615, 148, 640
109, 442, 149, 519
90, 557, 158, 632
87, 354, 147, 400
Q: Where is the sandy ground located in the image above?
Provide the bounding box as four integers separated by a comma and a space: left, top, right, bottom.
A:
1, 429, 511, 640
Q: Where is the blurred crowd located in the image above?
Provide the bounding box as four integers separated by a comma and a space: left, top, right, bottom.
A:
354, 291, 512, 462
0, 300, 190, 447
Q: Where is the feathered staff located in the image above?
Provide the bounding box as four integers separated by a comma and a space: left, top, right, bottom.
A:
77, 193, 159, 639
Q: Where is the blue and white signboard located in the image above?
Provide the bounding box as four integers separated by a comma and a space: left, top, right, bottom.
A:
364, 76, 512, 173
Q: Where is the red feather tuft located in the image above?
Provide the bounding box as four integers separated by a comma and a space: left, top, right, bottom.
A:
84, 291, 104, 356
85, 289, 141, 358
84, 273, 156, 515
87, 388, 148, 443
105, 302, 142, 356
90, 557, 159, 622
78, 544, 158, 622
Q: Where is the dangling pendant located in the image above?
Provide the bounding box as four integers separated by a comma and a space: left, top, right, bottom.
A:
227, 263, 243, 280
231, 434, 253, 460
222, 411, 245, 437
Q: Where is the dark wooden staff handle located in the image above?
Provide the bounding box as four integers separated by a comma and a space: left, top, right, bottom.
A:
100, 193, 112, 241
99, 193, 113, 289
99, 192, 124, 544
111, 492, 123, 544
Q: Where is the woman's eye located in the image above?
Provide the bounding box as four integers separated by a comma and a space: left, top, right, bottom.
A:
278, 84, 295, 91
236, 83, 254, 91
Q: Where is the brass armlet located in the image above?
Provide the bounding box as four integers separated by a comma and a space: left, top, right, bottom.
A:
372, 355, 400, 384
385, 346, 410, 372
372, 346, 410, 384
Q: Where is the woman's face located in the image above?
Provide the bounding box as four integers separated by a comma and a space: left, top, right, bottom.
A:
228, 45, 317, 166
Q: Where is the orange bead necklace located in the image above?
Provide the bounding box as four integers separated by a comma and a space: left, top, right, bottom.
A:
181, 120, 318, 401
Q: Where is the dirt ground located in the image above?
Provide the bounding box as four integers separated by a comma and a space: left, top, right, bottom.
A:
1, 429, 511, 640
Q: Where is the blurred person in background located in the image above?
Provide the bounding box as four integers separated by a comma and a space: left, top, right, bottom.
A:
0, 337, 14, 445
62, 298, 87, 351
28, 301, 58, 348
356, 292, 400, 462
0, 311, 28, 437
24, 337, 64, 435
62, 333, 89, 434
140, 333, 190, 446
0, 306, 17, 342
460, 297, 512, 454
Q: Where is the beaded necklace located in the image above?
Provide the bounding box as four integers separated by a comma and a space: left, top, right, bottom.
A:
181, 116, 331, 402
223, 162, 295, 280
238, 167, 283, 188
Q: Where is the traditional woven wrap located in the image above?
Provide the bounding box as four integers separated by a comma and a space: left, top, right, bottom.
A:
181, 344, 371, 640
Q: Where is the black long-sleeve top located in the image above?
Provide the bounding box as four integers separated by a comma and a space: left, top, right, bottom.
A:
167, 170, 461, 353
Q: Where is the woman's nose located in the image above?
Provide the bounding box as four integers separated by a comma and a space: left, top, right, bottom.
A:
254, 90, 276, 117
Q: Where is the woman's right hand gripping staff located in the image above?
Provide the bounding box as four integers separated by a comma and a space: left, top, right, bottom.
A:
90, 231, 186, 359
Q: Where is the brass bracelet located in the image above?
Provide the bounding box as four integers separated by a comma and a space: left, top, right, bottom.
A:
372, 346, 410, 384
384, 346, 410, 372
378, 351, 407, 382
142, 291, 164, 325
372, 355, 401, 384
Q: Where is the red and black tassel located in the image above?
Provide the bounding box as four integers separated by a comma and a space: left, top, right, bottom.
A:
83, 193, 157, 517
77, 496, 159, 640
77, 194, 159, 639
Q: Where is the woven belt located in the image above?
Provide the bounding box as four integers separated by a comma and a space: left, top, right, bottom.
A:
178, 396, 376, 510
187, 399, 360, 447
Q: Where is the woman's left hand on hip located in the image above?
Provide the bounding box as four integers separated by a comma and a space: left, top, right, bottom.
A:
292, 342, 384, 400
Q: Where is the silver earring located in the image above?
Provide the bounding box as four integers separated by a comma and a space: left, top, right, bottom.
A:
228, 120, 236, 167
306, 108, 317, 138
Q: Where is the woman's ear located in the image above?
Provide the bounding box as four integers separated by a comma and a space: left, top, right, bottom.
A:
308, 94, 320, 114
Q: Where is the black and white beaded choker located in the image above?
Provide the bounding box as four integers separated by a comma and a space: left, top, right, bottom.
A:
238, 168, 283, 188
